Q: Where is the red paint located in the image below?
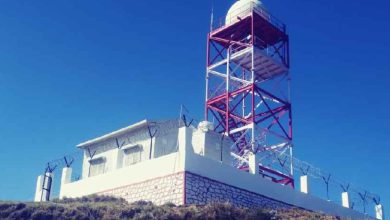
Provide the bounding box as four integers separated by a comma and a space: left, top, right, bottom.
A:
183, 172, 187, 205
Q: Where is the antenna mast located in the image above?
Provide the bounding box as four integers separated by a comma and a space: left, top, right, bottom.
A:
210, 0, 214, 32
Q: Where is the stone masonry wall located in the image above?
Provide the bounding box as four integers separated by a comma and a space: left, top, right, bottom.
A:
96, 172, 294, 209
99, 172, 185, 205
185, 172, 293, 209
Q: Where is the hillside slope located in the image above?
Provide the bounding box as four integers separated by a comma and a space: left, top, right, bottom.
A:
0, 196, 337, 220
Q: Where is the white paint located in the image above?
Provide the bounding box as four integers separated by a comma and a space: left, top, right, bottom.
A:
77, 120, 148, 148
300, 175, 309, 194
60, 168, 72, 199
34, 175, 44, 202
61, 167, 72, 185
376, 204, 384, 220
192, 128, 232, 166
154, 128, 178, 159
115, 148, 124, 169
248, 153, 258, 175
341, 192, 349, 208
229, 124, 252, 135
178, 126, 193, 170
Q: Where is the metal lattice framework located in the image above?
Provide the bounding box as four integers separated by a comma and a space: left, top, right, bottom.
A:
205, 2, 293, 186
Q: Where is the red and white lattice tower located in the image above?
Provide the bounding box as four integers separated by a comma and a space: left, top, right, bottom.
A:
205, 0, 294, 186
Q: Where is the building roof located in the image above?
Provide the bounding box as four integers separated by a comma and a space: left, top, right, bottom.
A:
76, 119, 149, 148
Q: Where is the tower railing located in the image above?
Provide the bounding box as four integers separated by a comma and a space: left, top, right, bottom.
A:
224, 35, 288, 70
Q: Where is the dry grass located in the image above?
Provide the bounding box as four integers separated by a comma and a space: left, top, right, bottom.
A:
0, 195, 338, 220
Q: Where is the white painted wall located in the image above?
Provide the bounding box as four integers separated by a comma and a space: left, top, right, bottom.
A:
81, 127, 154, 179
192, 129, 233, 166
154, 128, 178, 158
61, 153, 184, 199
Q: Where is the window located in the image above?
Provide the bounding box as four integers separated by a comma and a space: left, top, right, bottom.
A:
89, 157, 106, 177
123, 146, 141, 167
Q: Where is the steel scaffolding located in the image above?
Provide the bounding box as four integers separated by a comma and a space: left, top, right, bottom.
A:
205, 2, 293, 186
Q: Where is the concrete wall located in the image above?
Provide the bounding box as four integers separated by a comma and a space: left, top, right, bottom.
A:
81, 127, 152, 179
154, 128, 179, 159
60, 152, 184, 199
192, 128, 233, 166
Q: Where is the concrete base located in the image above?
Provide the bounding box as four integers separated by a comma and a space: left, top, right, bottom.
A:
35, 172, 53, 202
34, 175, 44, 202
41, 172, 53, 202
248, 153, 258, 175
341, 192, 349, 208
61, 167, 72, 185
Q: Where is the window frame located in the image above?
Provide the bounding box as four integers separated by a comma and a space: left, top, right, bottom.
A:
88, 157, 106, 177
122, 145, 142, 167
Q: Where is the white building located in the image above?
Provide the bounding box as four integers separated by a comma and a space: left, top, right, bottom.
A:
34, 119, 382, 219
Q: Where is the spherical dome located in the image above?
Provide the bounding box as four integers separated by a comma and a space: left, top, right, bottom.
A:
225, 0, 263, 25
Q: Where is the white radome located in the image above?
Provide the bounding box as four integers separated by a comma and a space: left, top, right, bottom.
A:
225, 0, 263, 25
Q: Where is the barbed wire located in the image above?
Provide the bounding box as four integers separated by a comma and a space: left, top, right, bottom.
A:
275, 151, 380, 206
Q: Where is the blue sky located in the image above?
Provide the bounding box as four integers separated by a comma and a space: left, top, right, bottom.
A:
0, 0, 388, 213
